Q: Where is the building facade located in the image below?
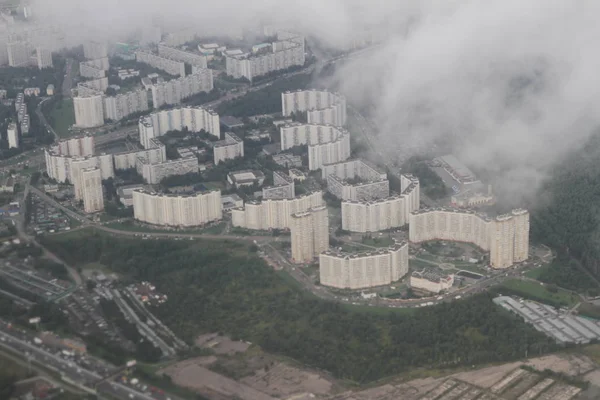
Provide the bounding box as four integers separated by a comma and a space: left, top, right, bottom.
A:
410, 270, 455, 294
150, 69, 214, 109
136, 156, 198, 184
213, 132, 244, 165
7, 41, 30, 67
290, 206, 329, 264
409, 208, 530, 269
322, 159, 389, 201
157, 44, 208, 68
132, 189, 222, 227
74, 94, 104, 128
341, 174, 420, 232
320, 242, 409, 289
103, 89, 149, 121
281, 90, 347, 127
231, 191, 324, 231
7, 123, 18, 148
139, 106, 219, 148
35, 47, 53, 69
113, 138, 166, 170
262, 171, 295, 200
80, 167, 104, 213
135, 50, 186, 77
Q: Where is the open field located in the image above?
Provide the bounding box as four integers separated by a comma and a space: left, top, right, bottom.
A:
46, 99, 75, 138
498, 279, 579, 307
103, 221, 226, 234
525, 265, 552, 280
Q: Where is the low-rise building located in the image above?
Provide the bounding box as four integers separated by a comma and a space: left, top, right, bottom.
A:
289, 169, 306, 181
410, 270, 455, 294
136, 156, 198, 185
118, 184, 145, 206
273, 153, 302, 168
221, 193, 244, 211
262, 171, 295, 199
227, 170, 265, 188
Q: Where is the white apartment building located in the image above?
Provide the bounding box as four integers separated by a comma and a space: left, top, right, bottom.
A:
138, 106, 220, 148
7, 123, 18, 149
290, 206, 329, 264
113, 138, 165, 170
150, 69, 214, 109
35, 47, 52, 69
80, 167, 104, 213
132, 189, 222, 227
410, 270, 455, 294
213, 132, 244, 165
225, 31, 305, 82
135, 50, 186, 77
136, 156, 198, 184
231, 191, 324, 231
409, 208, 530, 269
69, 155, 114, 199
282, 90, 347, 127
83, 41, 108, 60
320, 242, 409, 289
157, 44, 208, 68
56, 135, 95, 157
103, 90, 149, 121
279, 123, 351, 171
76, 77, 109, 95
80, 57, 109, 79
322, 159, 389, 201
262, 171, 295, 200
7, 41, 31, 67
20, 115, 29, 135
341, 174, 420, 232
74, 94, 104, 128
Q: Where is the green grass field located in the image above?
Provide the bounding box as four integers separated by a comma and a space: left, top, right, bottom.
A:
47, 99, 76, 138
524, 265, 551, 280
361, 236, 395, 248
498, 279, 579, 307
104, 221, 226, 235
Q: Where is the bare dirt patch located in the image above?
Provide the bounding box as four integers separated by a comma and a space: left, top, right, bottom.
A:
195, 333, 250, 355
241, 361, 333, 397
525, 354, 595, 376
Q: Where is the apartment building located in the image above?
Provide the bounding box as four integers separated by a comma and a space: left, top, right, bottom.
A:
282, 90, 347, 127
56, 135, 95, 157
76, 77, 109, 95
74, 94, 104, 128
341, 174, 420, 232
225, 31, 305, 81
150, 69, 213, 109
272, 153, 302, 168
157, 43, 208, 68
279, 123, 351, 170
83, 41, 108, 60
7, 40, 31, 67
262, 171, 295, 200
69, 154, 114, 200
213, 132, 244, 165
410, 270, 455, 294
290, 206, 329, 264
320, 242, 409, 289
135, 50, 186, 77
7, 123, 18, 148
80, 167, 104, 213
409, 208, 530, 269
113, 138, 165, 170
322, 159, 389, 201
138, 106, 220, 148
132, 189, 222, 227
80, 57, 109, 79
20, 115, 29, 135
103, 89, 149, 121
35, 47, 53, 69
231, 191, 324, 231
136, 156, 198, 184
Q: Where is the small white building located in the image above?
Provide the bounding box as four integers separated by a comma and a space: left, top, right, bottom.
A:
410, 270, 454, 294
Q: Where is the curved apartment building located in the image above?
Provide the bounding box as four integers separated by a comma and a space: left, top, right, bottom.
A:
322, 159, 389, 201
279, 123, 351, 170
231, 191, 324, 231
319, 242, 409, 289
281, 89, 347, 127
341, 174, 420, 232
139, 106, 220, 149
132, 189, 222, 227
409, 208, 530, 269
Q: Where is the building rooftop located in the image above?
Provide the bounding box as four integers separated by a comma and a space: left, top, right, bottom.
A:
228, 169, 265, 183
411, 269, 453, 283
220, 116, 244, 129
437, 154, 477, 181
322, 242, 407, 259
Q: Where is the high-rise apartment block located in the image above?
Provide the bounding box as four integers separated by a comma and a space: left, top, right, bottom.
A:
132, 189, 222, 227
213, 132, 244, 165
150, 70, 214, 109
232, 191, 324, 231
138, 106, 220, 148
136, 156, 198, 184
74, 94, 104, 128
7, 41, 31, 67
83, 41, 108, 60
341, 174, 420, 232
157, 44, 208, 68
290, 206, 329, 264
103, 89, 149, 121
7, 122, 18, 148
320, 242, 409, 289
35, 47, 53, 69
322, 159, 389, 201
80, 167, 104, 213
279, 123, 351, 170
135, 51, 186, 77
409, 208, 530, 269
282, 90, 347, 127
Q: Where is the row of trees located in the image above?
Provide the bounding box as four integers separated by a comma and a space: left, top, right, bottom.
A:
42, 232, 557, 383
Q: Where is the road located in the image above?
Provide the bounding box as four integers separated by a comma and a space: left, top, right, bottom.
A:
0, 319, 182, 400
